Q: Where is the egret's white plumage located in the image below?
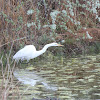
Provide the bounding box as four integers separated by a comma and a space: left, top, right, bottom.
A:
13, 43, 63, 62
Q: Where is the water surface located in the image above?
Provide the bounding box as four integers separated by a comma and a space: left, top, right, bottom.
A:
7, 55, 100, 99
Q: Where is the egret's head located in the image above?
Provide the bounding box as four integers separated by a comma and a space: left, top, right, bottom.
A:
42, 42, 64, 52
50, 43, 64, 46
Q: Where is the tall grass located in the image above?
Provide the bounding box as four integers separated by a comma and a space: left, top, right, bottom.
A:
0, 42, 21, 100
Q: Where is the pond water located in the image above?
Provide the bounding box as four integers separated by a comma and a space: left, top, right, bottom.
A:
4, 55, 100, 99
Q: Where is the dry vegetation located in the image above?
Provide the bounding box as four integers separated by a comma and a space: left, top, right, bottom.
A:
0, 0, 100, 55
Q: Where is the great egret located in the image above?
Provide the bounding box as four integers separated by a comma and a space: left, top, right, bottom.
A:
13, 43, 63, 62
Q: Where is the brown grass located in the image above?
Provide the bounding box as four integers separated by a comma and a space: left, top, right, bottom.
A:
0, 0, 99, 53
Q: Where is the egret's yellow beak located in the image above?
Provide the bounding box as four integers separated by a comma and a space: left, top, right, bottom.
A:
57, 44, 64, 46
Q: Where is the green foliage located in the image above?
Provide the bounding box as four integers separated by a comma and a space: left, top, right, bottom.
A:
37, 33, 57, 45
38, 34, 50, 44
93, 42, 100, 53
0, 0, 100, 57
0, 12, 15, 25
65, 38, 76, 44
18, 16, 23, 23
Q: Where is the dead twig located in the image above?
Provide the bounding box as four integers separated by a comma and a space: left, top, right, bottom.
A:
0, 36, 28, 48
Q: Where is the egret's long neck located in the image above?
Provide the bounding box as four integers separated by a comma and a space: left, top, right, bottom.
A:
43, 44, 52, 52
36, 43, 54, 57
39, 44, 52, 54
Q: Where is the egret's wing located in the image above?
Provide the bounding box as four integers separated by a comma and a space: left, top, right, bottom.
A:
13, 45, 36, 61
